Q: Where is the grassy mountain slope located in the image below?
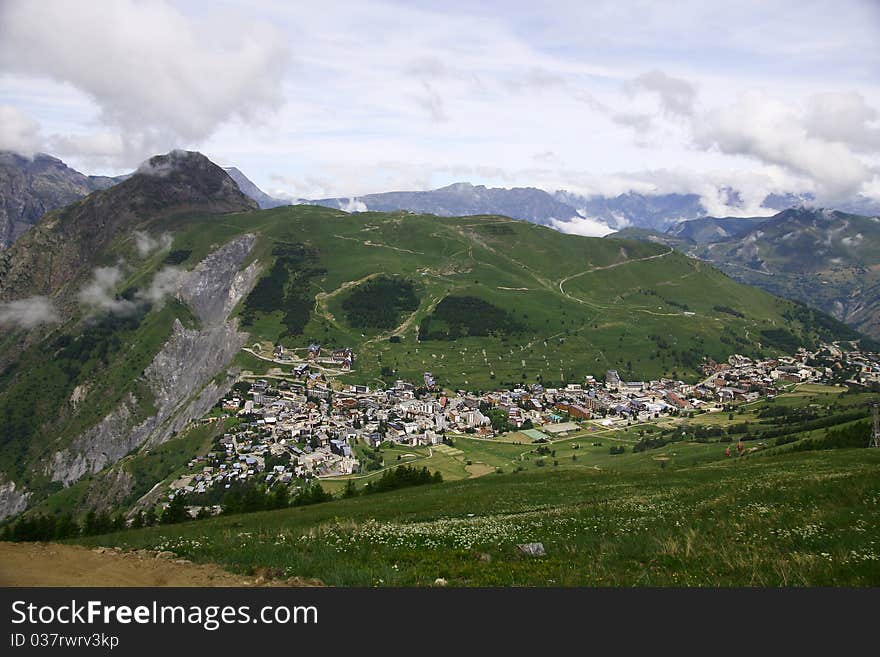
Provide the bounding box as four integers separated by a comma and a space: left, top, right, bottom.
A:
158, 205, 861, 389
688, 209, 880, 339
73, 441, 880, 585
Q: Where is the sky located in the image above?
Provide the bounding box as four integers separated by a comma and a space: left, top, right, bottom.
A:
1, 0, 879, 218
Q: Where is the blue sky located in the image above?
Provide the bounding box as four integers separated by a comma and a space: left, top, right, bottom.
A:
1, 0, 879, 217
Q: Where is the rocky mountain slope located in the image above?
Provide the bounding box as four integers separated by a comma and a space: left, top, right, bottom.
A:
0, 150, 256, 305
0, 152, 281, 250
224, 167, 289, 209
0, 152, 118, 249
0, 151, 260, 519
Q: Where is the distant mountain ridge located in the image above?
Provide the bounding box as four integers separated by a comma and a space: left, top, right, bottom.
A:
609, 207, 880, 339
0, 153, 285, 249
223, 167, 289, 209
4, 149, 880, 252
0, 152, 121, 249
308, 182, 582, 226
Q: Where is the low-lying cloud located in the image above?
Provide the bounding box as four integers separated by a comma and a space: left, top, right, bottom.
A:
0, 296, 60, 328
549, 216, 615, 238
77, 262, 186, 317
136, 266, 184, 307
133, 230, 173, 257
77, 266, 138, 316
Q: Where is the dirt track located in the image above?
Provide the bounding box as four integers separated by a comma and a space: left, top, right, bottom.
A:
0, 542, 322, 587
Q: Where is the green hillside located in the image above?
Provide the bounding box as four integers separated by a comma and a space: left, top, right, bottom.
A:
689, 209, 880, 340
71, 442, 880, 586
161, 205, 857, 389
612, 208, 880, 341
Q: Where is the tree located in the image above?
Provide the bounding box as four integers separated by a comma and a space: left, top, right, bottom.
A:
160, 494, 189, 525
342, 480, 358, 498
269, 483, 290, 510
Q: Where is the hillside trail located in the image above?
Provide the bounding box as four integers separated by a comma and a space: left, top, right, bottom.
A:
0, 542, 322, 587
558, 247, 675, 300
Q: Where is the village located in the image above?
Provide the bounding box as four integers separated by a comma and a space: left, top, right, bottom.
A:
165, 342, 880, 511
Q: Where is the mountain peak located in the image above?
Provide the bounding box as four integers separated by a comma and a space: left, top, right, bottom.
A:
0, 150, 256, 301
123, 150, 257, 211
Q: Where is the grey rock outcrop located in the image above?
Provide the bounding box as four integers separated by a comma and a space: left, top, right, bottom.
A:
0, 475, 30, 521
177, 233, 259, 326
48, 234, 260, 487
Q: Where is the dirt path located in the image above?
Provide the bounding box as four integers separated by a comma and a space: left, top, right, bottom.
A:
558, 247, 674, 300
314, 272, 383, 325
0, 542, 321, 587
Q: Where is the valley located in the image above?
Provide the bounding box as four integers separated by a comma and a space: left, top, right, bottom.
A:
0, 152, 877, 589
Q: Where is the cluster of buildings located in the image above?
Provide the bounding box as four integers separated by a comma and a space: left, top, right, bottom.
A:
165, 342, 873, 507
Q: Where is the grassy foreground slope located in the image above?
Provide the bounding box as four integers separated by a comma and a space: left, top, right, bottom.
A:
74, 448, 880, 586
160, 205, 857, 388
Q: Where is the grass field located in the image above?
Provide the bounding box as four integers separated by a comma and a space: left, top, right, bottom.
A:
74, 447, 880, 586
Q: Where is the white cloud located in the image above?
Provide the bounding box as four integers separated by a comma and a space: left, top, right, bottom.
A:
692, 90, 875, 200
0, 296, 59, 328
136, 266, 184, 306
341, 198, 367, 212
78, 260, 186, 315
133, 231, 173, 257
0, 105, 41, 154
625, 70, 697, 117
0, 0, 288, 165
77, 266, 137, 316
549, 216, 615, 237
802, 91, 880, 153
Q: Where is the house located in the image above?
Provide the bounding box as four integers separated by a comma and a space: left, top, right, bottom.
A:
329, 438, 352, 457
665, 391, 693, 410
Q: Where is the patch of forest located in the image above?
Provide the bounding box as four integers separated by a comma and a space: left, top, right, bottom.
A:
418, 295, 525, 340
342, 276, 419, 330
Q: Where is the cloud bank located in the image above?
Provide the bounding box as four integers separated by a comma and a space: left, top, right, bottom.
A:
0, 296, 60, 328
0, 0, 288, 165
549, 216, 615, 238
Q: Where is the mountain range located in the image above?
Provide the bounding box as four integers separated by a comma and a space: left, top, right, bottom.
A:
2, 150, 878, 340
0, 149, 865, 521
0, 152, 120, 249
5, 150, 880, 245
612, 207, 880, 338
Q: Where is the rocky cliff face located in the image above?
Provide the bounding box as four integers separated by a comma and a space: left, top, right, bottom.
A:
47, 233, 261, 490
